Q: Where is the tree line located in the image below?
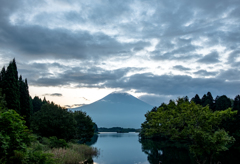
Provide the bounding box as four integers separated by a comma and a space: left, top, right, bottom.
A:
0, 59, 97, 163
140, 92, 240, 164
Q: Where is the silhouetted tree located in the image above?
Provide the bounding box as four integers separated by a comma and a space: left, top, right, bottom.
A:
191, 94, 201, 105
215, 95, 231, 111
73, 111, 94, 143
202, 92, 214, 110
19, 76, 31, 127
233, 95, 240, 114
32, 96, 43, 114
4, 59, 20, 113
31, 103, 76, 141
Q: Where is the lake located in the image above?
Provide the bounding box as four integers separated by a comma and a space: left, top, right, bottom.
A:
91, 132, 149, 164
88, 132, 240, 164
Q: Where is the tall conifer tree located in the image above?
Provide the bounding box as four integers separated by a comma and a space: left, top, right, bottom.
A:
32, 96, 43, 114
233, 95, 240, 114
4, 59, 20, 113
19, 76, 31, 127
191, 94, 201, 105
0, 67, 6, 91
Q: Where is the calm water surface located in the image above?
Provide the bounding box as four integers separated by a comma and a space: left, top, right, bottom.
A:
91, 132, 148, 164
89, 132, 239, 164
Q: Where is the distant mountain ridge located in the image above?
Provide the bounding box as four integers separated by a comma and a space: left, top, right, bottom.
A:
71, 92, 153, 128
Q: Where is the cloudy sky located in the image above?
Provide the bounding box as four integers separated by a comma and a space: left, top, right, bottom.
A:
0, 0, 240, 107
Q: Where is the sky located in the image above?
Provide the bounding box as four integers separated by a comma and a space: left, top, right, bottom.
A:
0, 0, 240, 107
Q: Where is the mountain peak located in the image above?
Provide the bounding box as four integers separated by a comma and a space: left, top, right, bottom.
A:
109, 91, 132, 96
72, 92, 153, 128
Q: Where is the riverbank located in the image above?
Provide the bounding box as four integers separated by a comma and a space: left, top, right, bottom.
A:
48, 143, 99, 164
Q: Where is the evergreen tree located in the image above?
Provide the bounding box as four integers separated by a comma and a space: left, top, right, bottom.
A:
201, 94, 207, 106
191, 94, 201, 105
4, 59, 20, 113
202, 92, 214, 110
184, 96, 189, 102
0, 67, 6, 93
19, 76, 31, 127
31, 103, 76, 141
73, 111, 94, 143
0, 89, 7, 111
32, 96, 43, 114
233, 95, 240, 114
43, 97, 48, 104
215, 95, 231, 111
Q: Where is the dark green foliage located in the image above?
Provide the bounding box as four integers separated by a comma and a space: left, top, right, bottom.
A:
0, 109, 31, 162
19, 76, 31, 127
73, 111, 94, 143
0, 89, 7, 111
0, 66, 6, 89
184, 96, 189, 102
215, 95, 231, 111
191, 94, 201, 105
0, 59, 31, 125
43, 97, 48, 104
27, 150, 55, 164
32, 96, 43, 114
49, 136, 68, 149
31, 103, 76, 141
3, 59, 20, 113
141, 98, 236, 164
201, 92, 214, 110
93, 123, 98, 133
233, 95, 240, 114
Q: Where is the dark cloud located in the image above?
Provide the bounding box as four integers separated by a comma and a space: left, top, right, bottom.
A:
151, 40, 201, 61
43, 93, 63, 97
173, 65, 191, 71
197, 51, 220, 64
0, 24, 150, 61
217, 68, 240, 81
194, 70, 218, 76
228, 49, 240, 67
104, 73, 240, 99
23, 62, 140, 87
0, 0, 240, 105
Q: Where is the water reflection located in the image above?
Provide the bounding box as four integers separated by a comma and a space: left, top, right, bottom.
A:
91, 132, 148, 164
140, 138, 240, 164
139, 139, 196, 164
87, 133, 240, 164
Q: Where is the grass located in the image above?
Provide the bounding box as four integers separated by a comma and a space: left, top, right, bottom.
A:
48, 144, 99, 164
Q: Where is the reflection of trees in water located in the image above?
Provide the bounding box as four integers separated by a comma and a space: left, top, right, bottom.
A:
140, 138, 240, 164
214, 144, 240, 164
139, 139, 196, 164
86, 134, 99, 146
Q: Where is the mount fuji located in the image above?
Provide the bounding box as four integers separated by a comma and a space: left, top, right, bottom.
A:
71, 92, 153, 128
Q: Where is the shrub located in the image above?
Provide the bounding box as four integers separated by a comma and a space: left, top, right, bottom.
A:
49, 136, 68, 149
0, 109, 31, 162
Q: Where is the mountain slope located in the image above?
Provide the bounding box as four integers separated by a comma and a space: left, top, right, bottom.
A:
71, 92, 153, 128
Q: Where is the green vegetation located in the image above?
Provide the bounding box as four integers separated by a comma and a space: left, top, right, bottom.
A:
0, 59, 98, 163
141, 93, 240, 164
31, 103, 77, 141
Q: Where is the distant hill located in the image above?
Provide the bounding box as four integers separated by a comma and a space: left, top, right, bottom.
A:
71, 92, 153, 128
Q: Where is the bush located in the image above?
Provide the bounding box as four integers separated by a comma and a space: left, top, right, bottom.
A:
49, 136, 68, 149
28, 150, 56, 164
0, 109, 31, 162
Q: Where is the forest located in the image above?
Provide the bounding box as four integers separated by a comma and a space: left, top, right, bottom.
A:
0, 59, 98, 164
140, 93, 240, 164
